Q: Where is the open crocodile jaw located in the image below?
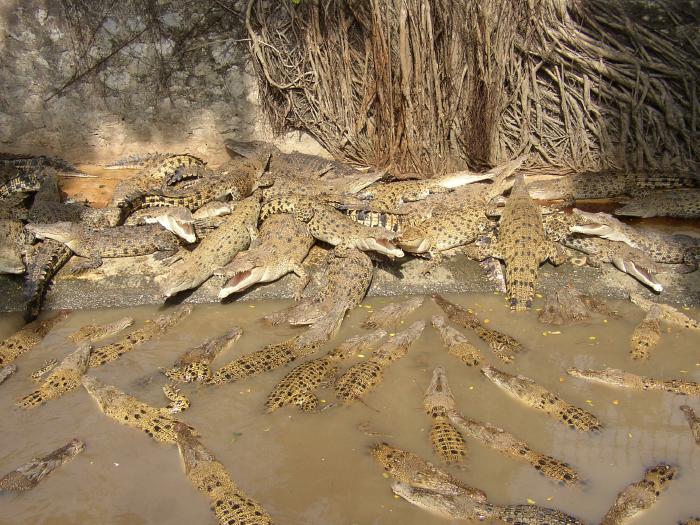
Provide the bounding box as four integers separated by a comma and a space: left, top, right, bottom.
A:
356, 237, 404, 258
218, 268, 268, 299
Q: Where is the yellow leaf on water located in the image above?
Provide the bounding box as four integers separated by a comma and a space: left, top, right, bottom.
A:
586, 400, 593, 405
527, 498, 536, 504
357, 354, 365, 358
468, 386, 474, 390
559, 377, 565, 382
542, 331, 548, 336
612, 400, 619, 405
628, 433, 633, 438
535, 293, 542, 298
603, 319, 608, 324
588, 336, 597, 340
248, 305, 255, 308
549, 331, 561, 335
546, 497, 553, 501
389, 333, 395, 337
382, 472, 390, 479
680, 370, 688, 374
483, 319, 490, 324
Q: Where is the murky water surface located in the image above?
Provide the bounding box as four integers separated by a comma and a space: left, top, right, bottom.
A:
1, 294, 699, 524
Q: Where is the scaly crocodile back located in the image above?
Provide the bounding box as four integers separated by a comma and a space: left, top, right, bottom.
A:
265, 357, 334, 412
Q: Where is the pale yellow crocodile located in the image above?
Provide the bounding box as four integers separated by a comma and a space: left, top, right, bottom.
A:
680, 405, 700, 446
68, 316, 134, 344
567, 367, 700, 397
362, 296, 424, 330
431, 315, 483, 366
630, 305, 661, 360
0, 311, 70, 367
423, 368, 467, 464
0, 364, 16, 385
629, 293, 699, 330
482, 366, 603, 431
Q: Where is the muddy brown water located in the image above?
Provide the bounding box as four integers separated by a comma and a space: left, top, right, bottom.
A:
1, 294, 699, 524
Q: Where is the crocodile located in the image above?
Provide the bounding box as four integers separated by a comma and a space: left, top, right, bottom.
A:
433, 294, 523, 363
423, 368, 467, 464
482, 366, 603, 431
68, 316, 135, 344
599, 463, 676, 525
88, 305, 193, 368
629, 293, 699, 330
0, 154, 93, 199
216, 213, 314, 299
615, 189, 700, 218
265, 329, 386, 412
362, 297, 424, 329
0, 152, 82, 174
391, 483, 583, 524
431, 315, 483, 366
27, 221, 180, 273
258, 171, 381, 203
0, 438, 85, 493
567, 367, 700, 396
0, 216, 25, 273
173, 421, 273, 525
339, 207, 408, 234
124, 206, 196, 243
17, 343, 92, 409
539, 283, 618, 325
679, 520, 700, 525
82, 375, 195, 443
0, 364, 17, 385
30, 359, 58, 382
680, 405, 700, 445
156, 194, 260, 298
526, 170, 700, 203
104, 152, 185, 170
630, 305, 661, 360
369, 442, 487, 500
334, 321, 425, 404
23, 240, 73, 321
0, 310, 70, 366
160, 326, 243, 383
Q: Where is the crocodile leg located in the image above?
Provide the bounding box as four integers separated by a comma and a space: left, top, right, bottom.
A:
70, 255, 103, 274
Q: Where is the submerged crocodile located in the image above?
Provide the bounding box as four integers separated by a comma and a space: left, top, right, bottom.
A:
629, 293, 699, 330
0, 364, 17, 385
433, 294, 523, 363
68, 316, 135, 344
431, 316, 483, 366
630, 306, 661, 360
567, 367, 700, 396
265, 329, 386, 412
27, 221, 179, 273
680, 405, 700, 446
362, 297, 424, 329
0, 311, 70, 366
482, 366, 603, 431
599, 463, 676, 525
156, 194, 260, 298
161, 326, 242, 383
334, 321, 425, 404
0, 438, 85, 493
17, 343, 91, 409
173, 421, 273, 525
23, 240, 73, 321
216, 213, 314, 299
88, 305, 193, 368
615, 189, 700, 219
539, 283, 618, 325
423, 368, 467, 464
81, 375, 195, 444
30, 359, 58, 382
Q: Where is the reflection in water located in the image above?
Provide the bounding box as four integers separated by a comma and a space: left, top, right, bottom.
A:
0, 294, 698, 524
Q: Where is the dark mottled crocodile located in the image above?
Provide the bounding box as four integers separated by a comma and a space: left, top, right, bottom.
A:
362, 296, 424, 329
630, 305, 661, 360
88, 305, 192, 368
423, 368, 467, 464
68, 316, 135, 344
334, 321, 425, 404
161, 326, 242, 383
0, 311, 70, 366
0, 152, 82, 174
680, 405, 700, 446
216, 213, 314, 300
173, 422, 273, 525
0, 438, 85, 493
615, 189, 700, 218
17, 343, 91, 409
104, 152, 181, 170
0, 153, 92, 198
599, 463, 676, 525
156, 195, 260, 298
539, 283, 619, 325
527, 170, 700, 203
265, 329, 386, 412
23, 240, 73, 321
567, 367, 700, 396
482, 366, 603, 431
431, 316, 483, 366
0, 364, 17, 385
433, 294, 523, 363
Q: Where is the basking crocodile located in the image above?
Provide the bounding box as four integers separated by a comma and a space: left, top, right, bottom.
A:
88, 305, 193, 368
68, 316, 135, 344
104, 152, 188, 170
23, 240, 73, 321
539, 283, 618, 325
161, 326, 243, 383
431, 316, 483, 366
423, 368, 467, 464
0, 152, 82, 173
81, 375, 195, 444
265, 329, 386, 413
216, 213, 314, 299
362, 297, 424, 329
124, 206, 197, 243
482, 366, 603, 431
156, 194, 260, 298
173, 421, 273, 525
0, 438, 85, 493
30, 359, 58, 382
370, 442, 487, 500
0, 153, 92, 199
630, 305, 661, 360
392, 483, 583, 524
17, 343, 92, 409
0, 216, 25, 273
567, 367, 700, 396
615, 189, 700, 219
0, 311, 70, 366
599, 463, 676, 525
680, 405, 700, 446
334, 321, 425, 404
339, 207, 408, 234
0, 364, 17, 385
433, 294, 523, 363
629, 293, 699, 330
526, 170, 700, 203
27, 221, 180, 273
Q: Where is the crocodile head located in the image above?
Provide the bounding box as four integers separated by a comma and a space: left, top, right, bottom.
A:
569, 210, 632, 243
614, 200, 654, 218
354, 236, 404, 258
26, 221, 79, 245
397, 225, 432, 253
567, 367, 634, 387
218, 264, 276, 299
424, 366, 456, 418
391, 482, 492, 521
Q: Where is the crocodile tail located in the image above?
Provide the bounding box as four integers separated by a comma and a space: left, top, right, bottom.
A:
23, 241, 72, 321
